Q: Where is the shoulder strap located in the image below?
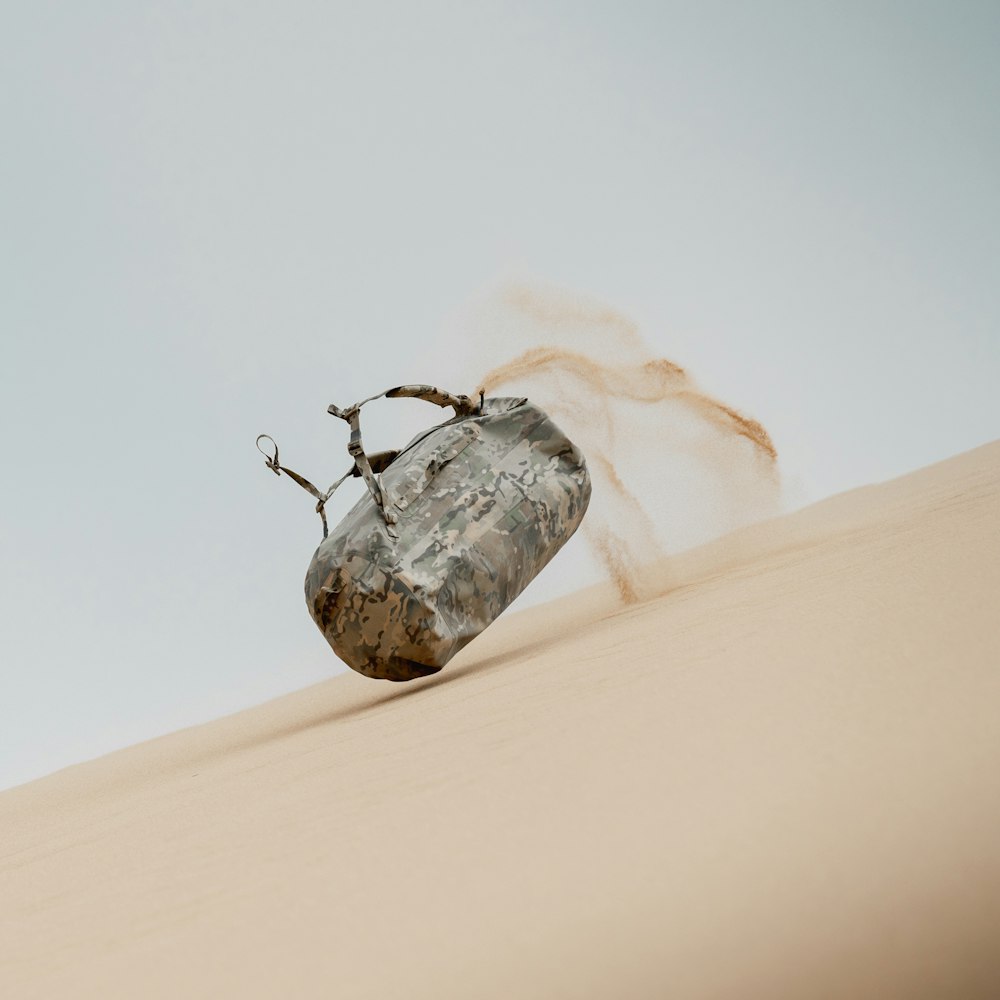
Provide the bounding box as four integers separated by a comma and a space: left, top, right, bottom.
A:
258, 384, 479, 541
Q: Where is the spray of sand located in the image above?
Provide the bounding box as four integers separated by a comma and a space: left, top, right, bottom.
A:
480, 348, 776, 462
471, 283, 781, 603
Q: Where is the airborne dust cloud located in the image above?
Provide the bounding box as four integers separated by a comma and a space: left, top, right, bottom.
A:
470, 283, 781, 603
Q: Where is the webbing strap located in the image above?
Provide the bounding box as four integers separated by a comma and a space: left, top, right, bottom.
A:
255, 435, 354, 539
327, 384, 479, 422
258, 384, 478, 542
385, 384, 479, 413
326, 384, 479, 538
343, 408, 399, 539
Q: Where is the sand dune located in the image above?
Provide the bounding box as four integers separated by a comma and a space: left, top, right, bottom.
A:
3, 442, 1000, 999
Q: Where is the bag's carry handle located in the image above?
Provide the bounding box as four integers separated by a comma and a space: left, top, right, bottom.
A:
258, 384, 478, 540
326, 385, 480, 536
327, 384, 479, 422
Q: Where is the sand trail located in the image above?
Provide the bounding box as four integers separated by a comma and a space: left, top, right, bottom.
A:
468, 284, 781, 601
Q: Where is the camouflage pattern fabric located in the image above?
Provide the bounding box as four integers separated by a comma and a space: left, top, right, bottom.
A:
300, 392, 591, 681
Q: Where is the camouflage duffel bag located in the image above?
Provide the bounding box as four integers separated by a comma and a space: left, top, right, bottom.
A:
257, 384, 591, 681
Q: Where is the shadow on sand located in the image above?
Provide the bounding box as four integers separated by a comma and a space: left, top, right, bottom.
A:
235, 627, 571, 752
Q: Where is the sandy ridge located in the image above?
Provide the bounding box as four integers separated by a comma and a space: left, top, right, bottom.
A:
2, 441, 999, 998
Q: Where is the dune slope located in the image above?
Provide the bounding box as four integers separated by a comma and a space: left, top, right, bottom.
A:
2, 442, 1000, 999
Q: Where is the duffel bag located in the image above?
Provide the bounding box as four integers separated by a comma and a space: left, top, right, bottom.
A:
257, 384, 591, 681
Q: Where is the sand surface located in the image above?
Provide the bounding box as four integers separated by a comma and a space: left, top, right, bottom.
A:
3, 442, 1000, 999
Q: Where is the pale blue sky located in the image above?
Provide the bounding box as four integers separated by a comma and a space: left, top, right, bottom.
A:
2, 1, 998, 790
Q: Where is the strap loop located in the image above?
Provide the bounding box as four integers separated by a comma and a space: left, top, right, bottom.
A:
256, 434, 283, 476
255, 434, 353, 539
